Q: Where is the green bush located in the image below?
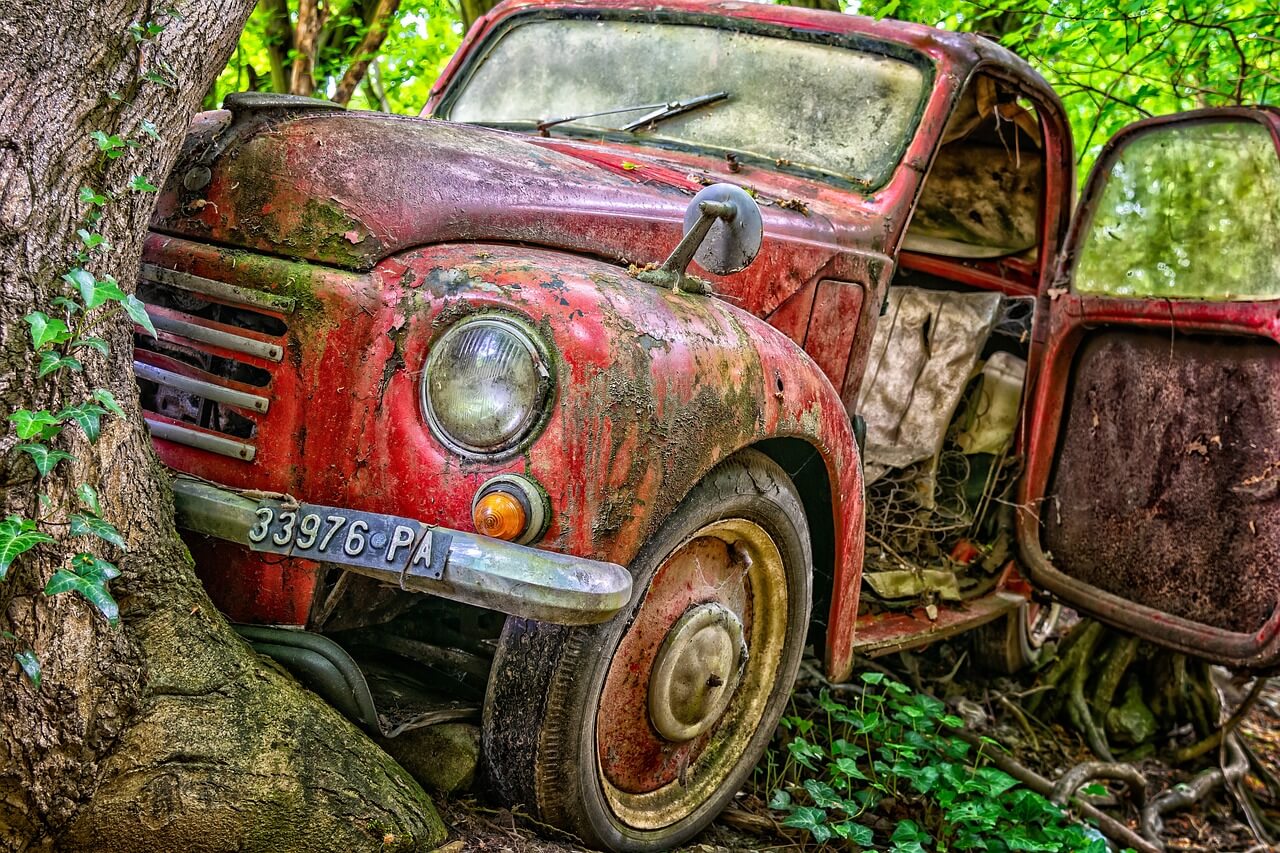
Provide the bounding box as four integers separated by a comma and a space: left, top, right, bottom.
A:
767, 673, 1109, 852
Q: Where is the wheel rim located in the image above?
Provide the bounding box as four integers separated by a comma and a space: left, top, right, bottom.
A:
1025, 601, 1061, 649
595, 518, 789, 830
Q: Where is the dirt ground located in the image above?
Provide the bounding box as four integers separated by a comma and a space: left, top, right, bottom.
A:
432, 630, 1280, 853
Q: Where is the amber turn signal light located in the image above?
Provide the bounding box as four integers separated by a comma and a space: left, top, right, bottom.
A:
471, 474, 549, 545
473, 489, 528, 541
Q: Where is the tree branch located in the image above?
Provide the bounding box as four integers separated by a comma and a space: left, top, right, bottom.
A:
290, 0, 321, 95
332, 0, 401, 106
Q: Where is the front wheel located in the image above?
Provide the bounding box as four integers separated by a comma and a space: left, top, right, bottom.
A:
483, 449, 812, 851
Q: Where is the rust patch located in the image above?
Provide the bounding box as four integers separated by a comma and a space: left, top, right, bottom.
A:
1043, 330, 1280, 634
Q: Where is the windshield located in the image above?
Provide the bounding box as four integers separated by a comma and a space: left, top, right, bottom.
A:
442, 16, 928, 189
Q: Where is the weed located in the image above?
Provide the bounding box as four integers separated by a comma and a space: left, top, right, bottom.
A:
766, 672, 1111, 852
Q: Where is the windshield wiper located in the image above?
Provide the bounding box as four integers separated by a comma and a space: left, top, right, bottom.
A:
535, 91, 729, 136
619, 91, 729, 132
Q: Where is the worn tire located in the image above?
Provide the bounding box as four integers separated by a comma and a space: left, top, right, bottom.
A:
973, 600, 1062, 675
483, 449, 812, 851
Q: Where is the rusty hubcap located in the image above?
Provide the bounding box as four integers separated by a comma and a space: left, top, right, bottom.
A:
596, 518, 788, 830
647, 602, 746, 743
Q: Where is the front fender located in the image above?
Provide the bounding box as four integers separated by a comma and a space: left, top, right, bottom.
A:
141, 235, 864, 680
362, 244, 864, 680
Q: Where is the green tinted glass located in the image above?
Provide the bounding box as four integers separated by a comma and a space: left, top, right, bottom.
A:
1074, 120, 1280, 301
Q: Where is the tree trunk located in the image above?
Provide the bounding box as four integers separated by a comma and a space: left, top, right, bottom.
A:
0, 2, 443, 851
457, 0, 501, 33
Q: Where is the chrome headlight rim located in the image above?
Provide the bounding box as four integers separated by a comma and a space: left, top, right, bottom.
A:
420, 312, 555, 460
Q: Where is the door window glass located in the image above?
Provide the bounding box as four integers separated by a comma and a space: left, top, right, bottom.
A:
1074, 119, 1280, 300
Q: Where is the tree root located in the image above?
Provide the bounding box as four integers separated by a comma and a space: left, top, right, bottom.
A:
1171, 677, 1267, 764
1049, 761, 1147, 807
1141, 733, 1249, 848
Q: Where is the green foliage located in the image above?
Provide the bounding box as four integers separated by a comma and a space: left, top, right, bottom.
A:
853, 0, 1279, 178
210, 0, 463, 113
0, 517, 54, 581
2, 9, 175, 681
768, 675, 1109, 852
44, 554, 122, 626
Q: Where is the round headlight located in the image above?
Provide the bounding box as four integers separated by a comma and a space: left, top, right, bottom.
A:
421, 315, 552, 456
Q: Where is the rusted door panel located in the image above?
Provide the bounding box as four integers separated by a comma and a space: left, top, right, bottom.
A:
1043, 330, 1280, 635
802, 280, 865, 393
1020, 106, 1280, 669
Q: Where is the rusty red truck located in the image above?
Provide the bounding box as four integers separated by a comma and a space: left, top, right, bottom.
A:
137, 0, 1280, 848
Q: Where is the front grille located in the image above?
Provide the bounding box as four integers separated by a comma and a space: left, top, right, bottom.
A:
134, 263, 293, 463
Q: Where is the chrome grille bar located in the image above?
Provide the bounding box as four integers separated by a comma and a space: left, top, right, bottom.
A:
147, 310, 284, 362
145, 417, 257, 462
139, 263, 297, 314
133, 360, 270, 414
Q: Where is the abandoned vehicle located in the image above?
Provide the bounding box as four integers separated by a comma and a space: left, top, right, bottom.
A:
134, 0, 1280, 848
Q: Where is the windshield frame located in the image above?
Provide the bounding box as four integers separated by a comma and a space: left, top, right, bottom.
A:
431, 7, 935, 193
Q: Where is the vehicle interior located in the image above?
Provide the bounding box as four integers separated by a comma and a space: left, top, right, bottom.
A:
854, 73, 1046, 617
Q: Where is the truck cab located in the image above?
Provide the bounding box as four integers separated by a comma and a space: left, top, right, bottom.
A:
137, 1, 1280, 849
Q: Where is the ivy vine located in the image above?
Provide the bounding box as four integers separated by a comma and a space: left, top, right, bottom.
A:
1, 11, 175, 688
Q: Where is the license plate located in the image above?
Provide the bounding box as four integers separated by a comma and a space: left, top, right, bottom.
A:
244, 500, 448, 580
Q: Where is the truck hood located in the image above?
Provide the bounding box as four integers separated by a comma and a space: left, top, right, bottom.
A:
153, 102, 883, 317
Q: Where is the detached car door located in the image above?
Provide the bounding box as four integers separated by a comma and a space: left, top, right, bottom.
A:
1018, 107, 1280, 670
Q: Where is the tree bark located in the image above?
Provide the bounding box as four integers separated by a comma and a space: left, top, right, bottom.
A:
290, 0, 322, 96
0, 1, 443, 850
333, 0, 403, 106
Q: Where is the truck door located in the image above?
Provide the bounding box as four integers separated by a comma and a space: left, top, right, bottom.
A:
1018, 107, 1280, 670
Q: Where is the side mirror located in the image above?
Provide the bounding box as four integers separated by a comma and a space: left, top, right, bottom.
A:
639, 183, 763, 294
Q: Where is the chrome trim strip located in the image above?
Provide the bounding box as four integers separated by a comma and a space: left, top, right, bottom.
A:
139, 263, 296, 314
148, 310, 284, 362
134, 360, 270, 413
146, 418, 257, 462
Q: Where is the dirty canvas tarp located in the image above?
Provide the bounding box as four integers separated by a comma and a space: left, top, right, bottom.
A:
856, 287, 1002, 485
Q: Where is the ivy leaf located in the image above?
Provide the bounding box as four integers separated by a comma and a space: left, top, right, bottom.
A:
72, 336, 109, 357
44, 568, 119, 625
89, 130, 127, 158
93, 389, 126, 418
50, 296, 82, 314
76, 483, 102, 516
94, 276, 128, 305
3, 634, 43, 689
63, 267, 96, 304
139, 119, 162, 140
16, 443, 74, 477
78, 186, 108, 206
129, 175, 159, 193
14, 648, 42, 689
123, 294, 157, 337
56, 401, 107, 443
70, 552, 120, 583
142, 69, 176, 89
70, 513, 126, 549
9, 409, 61, 441
24, 312, 71, 349
76, 229, 108, 251
0, 515, 53, 580
37, 352, 83, 378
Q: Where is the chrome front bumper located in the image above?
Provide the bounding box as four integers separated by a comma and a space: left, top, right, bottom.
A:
170, 477, 633, 625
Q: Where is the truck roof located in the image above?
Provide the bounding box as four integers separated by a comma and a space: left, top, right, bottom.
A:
428, 0, 1057, 112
